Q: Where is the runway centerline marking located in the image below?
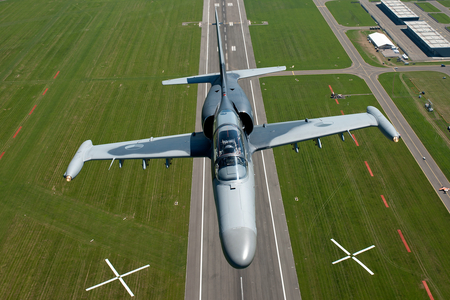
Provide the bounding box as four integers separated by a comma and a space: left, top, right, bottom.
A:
199, 2, 210, 299
240, 276, 244, 300
381, 195, 389, 207
42, 88, 48, 95
0, 152, 5, 160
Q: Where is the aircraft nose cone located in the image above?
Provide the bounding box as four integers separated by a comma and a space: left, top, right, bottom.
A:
221, 227, 257, 269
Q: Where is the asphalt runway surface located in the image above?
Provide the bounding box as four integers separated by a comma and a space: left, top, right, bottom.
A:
185, 0, 450, 299
185, 1, 301, 299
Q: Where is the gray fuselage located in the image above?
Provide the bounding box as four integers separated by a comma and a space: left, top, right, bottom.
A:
209, 91, 257, 269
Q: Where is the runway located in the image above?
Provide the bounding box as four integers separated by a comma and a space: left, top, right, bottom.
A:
185, 0, 301, 299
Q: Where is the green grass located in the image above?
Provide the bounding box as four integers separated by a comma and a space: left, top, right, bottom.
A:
430, 13, 450, 24
379, 71, 450, 181
415, 2, 441, 12
244, 0, 352, 70
261, 74, 450, 299
0, 0, 202, 298
326, 0, 376, 27
438, 0, 450, 7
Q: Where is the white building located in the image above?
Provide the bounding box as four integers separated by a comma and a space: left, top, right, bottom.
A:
368, 32, 395, 49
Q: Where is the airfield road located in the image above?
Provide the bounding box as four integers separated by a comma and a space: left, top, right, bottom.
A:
185, 0, 301, 300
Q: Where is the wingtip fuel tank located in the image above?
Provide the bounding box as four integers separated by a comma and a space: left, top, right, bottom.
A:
366, 106, 400, 142
64, 140, 93, 181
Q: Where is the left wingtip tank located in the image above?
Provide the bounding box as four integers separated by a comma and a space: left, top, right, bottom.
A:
64, 140, 93, 181
367, 106, 400, 142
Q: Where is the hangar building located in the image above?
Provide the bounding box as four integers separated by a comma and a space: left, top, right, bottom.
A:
404, 21, 450, 57
368, 32, 395, 49
379, 0, 419, 25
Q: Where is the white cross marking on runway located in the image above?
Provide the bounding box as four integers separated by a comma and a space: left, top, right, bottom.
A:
86, 259, 150, 297
331, 239, 375, 275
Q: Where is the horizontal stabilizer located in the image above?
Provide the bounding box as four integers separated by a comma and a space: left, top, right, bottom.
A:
230, 66, 286, 79
162, 66, 286, 86
162, 73, 220, 85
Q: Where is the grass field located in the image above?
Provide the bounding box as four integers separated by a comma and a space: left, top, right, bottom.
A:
415, 2, 441, 12
438, 0, 450, 7
244, 0, 352, 70
430, 12, 450, 24
261, 74, 450, 299
379, 71, 450, 181
0, 0, 202, 298
326, 0, 376, 27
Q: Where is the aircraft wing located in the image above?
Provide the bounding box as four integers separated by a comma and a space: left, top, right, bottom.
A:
64, 132, 211, 180
249, 106, 399, 153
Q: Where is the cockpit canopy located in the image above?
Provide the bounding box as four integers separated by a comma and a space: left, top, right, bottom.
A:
214, 125, 248, 181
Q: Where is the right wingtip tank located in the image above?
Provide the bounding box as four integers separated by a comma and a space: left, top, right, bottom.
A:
366, 106, 400, 142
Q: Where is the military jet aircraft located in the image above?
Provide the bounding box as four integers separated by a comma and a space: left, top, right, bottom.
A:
64, 10, 400, 269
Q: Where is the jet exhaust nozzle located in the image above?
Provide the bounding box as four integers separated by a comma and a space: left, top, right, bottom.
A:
367, 106, 400, 142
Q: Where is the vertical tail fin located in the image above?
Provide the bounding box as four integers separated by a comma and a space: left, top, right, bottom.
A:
214, 9, 228, 96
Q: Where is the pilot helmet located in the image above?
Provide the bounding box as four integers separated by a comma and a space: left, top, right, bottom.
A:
224, 144, 235, 154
